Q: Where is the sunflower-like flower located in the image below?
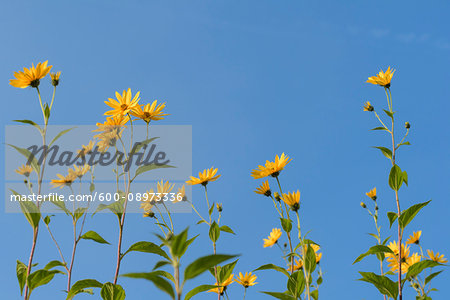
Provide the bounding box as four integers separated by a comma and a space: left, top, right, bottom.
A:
72, 164, 90, 178
255, 180, 271, 197
263, 228, 282, 248
131, 100, 169, 123
175, 185, 187, 202
50, 71, 61, 87
235, 272, 258, 288
290, 259, 303, 271
94, 115, 129, 134
50, 172, 77, 189
367, 66, 395, 88
387, 252, 421, 273
386, 241, 412, 273
387, 241, 410, 259
366, 187, 377, 200
10, 61, 52, 88
15, 164, 34, 177
427, 250, 448, 263
282, 190, 300, 211
363, 101, 374, 112
104, 88, 141, 116
208, 274, 234, 295
186, 167, 221, 186
251, 153, 292, 179
406, 231, 422, 245
96, 130, 123, 152
77, 141, 96, 158
140, 189, 156, 213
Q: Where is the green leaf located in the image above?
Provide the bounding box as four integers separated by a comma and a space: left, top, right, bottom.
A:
10, 189, 40, 229
358, 272, 398, 299
219, 225, 235, 234
287, 271, 305, 298
74, 207, 88, 222
170, 229, 189, 258
100, 282, 126, 300
44, 103, 51, 120
398, 141, 411, 147
383, 109, 395, 119
253, 263, 290, 277
80, 231, 110, 244
124, 241, 170, 260
217, 260, 238, 283
16, 260, 27, 296
208, 202, 214, 217
153, 260, 171, 270
389, 164, 403, 191
129, 137, 159, 156
7, 144, 40, 174
90, 183, 95, 193
209, 221, 220, 243
13, 119, 42, 133
280, 218, 292, 233
373, 146, 393, 160
402, 171, 408, 186
406, 260, 442, 279
311, 289, 319, 300
27, 269, 61, 293
353, 245, 395, 264
67, 279, 103, 300
47, 195, 71, 215
44, 260, 66, 270
304, 244, 316, 274
425, 270, 443, 285
371, 126, 389, 131
49, 127, 76, 147
387, 212, 398, 228
260, 291, 296, 300
134, 163, 175, 178
43, 215, 53, 225
184, 254, 237, 282
93, 196, 126, 221
122, 272, 174, 299
184, 285, 218, 300
399, 200, 431, 229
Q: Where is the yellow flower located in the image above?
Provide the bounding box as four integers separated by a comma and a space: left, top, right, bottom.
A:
94, 115, 130, 134
208, 274, 234, 295
10, 61, 52, 88
290, 259, 303, 271
235, 272, 258, 288
387, 252, 421, 273
104, 88, 141, 116
186, 167, 221, 186
156, 179, 175, 194
15, 164, 33, 177
282, 190, 300, 211
78, 141, 96, 157
427, 250, 448, 263
316, 252, 323, 264
50, 71, 61, 87
255, 180, 271, 197
175, 185, 187, 202
131, 100, 169, 123
363, 101, 374, 112
366, 66, 395, 88
387, 241, 410, 259
72, 164, 90, 178
366, 187, 377, 200
96, 130, 123, 152
263, 228, 282, 248
406, 231, 422, 245
50, 172, 77, 189
140, 189, 156, 212
251, 153, 292, 179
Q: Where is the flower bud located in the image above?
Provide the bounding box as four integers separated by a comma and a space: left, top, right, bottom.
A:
216, 203, 223, 212
405, 122, 410, 129
360, 202, 367, 208
274, 192, 281, 202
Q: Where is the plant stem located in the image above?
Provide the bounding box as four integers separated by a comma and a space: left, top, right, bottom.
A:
275, 176, 294, 274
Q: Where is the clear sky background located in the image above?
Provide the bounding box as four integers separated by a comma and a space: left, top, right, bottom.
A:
1, 1, 449, 299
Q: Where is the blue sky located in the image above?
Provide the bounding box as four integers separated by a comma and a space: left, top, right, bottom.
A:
1, 1, 449, 299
